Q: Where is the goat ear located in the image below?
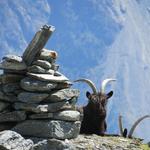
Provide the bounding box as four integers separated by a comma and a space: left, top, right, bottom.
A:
86, 91, 91, 99
106, 91, 113, 99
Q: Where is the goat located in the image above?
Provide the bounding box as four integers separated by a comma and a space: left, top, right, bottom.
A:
74, 78, 116, 135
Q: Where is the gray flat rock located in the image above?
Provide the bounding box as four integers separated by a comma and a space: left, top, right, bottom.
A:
28, 65, 55, 74
18, 92, 49, 103
0, 59, 27, 71
20, 77, 57, 92
0, 130, 33, 150
13, 101, 74, 113
29, 110, 80, 121
12, 120, 81, 139
0, 74, 25, 84
2, 55, 23, 63
2, 83, 20, 93
33, 60, 52, 69
46, 89, 80, 102
0, 90, 18, 102
0, 101, 10, 112
27, 72, 69, 82
23, 25, 55, 66
0, 111, 26, 122
39, 49, 58, 62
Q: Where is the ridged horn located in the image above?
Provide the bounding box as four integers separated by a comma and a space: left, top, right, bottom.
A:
74, 79, 97, 94
128, 115, 150, 138
101, 78, 116, 93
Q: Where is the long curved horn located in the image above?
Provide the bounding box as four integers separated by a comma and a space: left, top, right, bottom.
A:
101, 78, 116, 94
128, 115, 150, 138
118, 115, 124, 136
74, 79, 97, 94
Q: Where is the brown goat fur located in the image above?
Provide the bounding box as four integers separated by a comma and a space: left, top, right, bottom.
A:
78, 91, 113, 135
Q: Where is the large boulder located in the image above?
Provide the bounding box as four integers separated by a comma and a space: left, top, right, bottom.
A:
0, 130, 33, 150
12, 120, 81, 139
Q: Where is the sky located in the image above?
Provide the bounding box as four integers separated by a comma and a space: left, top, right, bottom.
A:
0, 0, 150, 142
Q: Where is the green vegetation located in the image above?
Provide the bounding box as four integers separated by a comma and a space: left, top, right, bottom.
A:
141, 144, 150, 150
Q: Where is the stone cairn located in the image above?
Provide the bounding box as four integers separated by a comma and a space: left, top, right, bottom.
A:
0, 25, 81, 140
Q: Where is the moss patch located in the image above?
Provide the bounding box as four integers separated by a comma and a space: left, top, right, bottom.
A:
141, 144, 150, 150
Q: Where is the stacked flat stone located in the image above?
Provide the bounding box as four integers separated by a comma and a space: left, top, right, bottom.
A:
0, 25, 81, 140
0, 55, 27, 131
